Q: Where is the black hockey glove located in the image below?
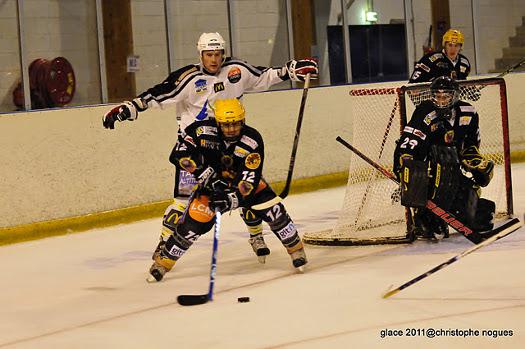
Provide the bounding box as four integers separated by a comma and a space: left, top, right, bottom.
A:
102, 98, 146, 129
281, 58, 318, 81
460, 146, 494, 187
209, 190, 239, 214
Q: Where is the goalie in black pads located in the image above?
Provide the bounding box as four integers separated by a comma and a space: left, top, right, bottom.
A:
148, 99, 308, 282
393, 76, 495, 240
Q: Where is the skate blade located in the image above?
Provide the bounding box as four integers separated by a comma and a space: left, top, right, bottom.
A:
146, 275, 159, 283
295, 266, 305, 273
257, 255, 267, 264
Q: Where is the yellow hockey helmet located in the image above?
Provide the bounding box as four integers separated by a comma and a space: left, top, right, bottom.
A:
213, 99, 245, 124
442, 29, 464, 47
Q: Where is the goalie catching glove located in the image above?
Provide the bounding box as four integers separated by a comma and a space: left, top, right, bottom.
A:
102, 98, 147, 129
460, 145, 494, 187
281, 58, 318, 82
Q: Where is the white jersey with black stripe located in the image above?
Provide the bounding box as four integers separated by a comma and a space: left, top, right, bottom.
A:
138, 57, 286, 131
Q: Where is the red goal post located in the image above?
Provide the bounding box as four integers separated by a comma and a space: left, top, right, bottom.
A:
303, 77, 513, 246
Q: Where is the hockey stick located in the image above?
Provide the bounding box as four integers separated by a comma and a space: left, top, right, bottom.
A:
336, 135, 495, 244
251, 73, 311, 210
496, 57, 525, 78
383, 217, 522, 298
177, 210, 222, 306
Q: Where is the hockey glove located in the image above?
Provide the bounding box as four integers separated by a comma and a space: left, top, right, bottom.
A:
460, 146, 494, 187
195, 166, 216, 188
102, 98, 146, 129
281, 58, 318, 82
209, 190, 239, 213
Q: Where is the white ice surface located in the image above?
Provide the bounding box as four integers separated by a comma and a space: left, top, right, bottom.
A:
1, 165, 524, 349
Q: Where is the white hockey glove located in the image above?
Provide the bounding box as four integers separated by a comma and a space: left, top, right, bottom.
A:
281, 58, 318, 82
195, 166, 216, 188
102, 98, 147, 129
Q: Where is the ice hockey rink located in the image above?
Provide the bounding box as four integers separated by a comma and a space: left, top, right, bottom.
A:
1, 164, 524, 349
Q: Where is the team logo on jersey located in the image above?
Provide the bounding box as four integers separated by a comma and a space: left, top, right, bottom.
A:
195, 79, 207, 94
196, 126, 218, 137
451, 71, 457, 79
423, 111, 437, 125
444, 130, 454, 144
238, 180, 254, 196
184, 135, 196, 146
240, 135, 258, 149
200, 139, 220, 149
234, 146, 249, 158
413, 128, 427, 140
459, 116, 472, 125
189, 196, 215, 223
228, 67, 242, 83
245, 153, 261, 169
416, 63, 431, 72
430, 53, 441, 62
214, 82, 225, 92
436, 62, 448, 69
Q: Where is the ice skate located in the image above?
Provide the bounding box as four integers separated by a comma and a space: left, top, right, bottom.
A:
287, 242, 308, 272
146, 254, 176, 283
151, 240, 165, 260
248, 233, 270, 264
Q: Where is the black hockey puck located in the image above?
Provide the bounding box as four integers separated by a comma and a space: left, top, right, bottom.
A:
237, 297, 250, 303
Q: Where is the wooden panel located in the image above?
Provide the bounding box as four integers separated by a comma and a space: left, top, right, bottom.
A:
431, 0, 450, 51
102, 0, 136, 102
291, 0, 315, 59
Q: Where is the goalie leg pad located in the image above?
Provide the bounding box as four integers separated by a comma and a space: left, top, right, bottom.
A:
472, 198, 496, 232
449, 176, 479, 227
400, 158, 428, 208
429, 145, 461, 210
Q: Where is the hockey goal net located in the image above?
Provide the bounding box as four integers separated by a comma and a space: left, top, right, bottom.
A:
304, 77, 513, 246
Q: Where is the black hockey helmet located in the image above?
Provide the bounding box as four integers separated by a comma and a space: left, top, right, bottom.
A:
430, 76, 460, 110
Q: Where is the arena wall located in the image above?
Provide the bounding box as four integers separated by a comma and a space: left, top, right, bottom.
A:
1, 73, 524, 235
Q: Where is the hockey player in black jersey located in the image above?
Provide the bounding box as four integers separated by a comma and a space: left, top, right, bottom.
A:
393, 76, 495, 240
409, 29, 471, 83
102, 32, 318, 264
147, 99, 308, 282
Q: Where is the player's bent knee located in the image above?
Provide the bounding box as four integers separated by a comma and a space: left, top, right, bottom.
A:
240, 208, 262, 226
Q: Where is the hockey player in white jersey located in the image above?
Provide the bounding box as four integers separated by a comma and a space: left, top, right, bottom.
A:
102, 32, 318, 264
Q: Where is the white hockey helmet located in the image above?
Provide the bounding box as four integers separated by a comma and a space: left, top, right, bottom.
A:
197, 32, 226, 54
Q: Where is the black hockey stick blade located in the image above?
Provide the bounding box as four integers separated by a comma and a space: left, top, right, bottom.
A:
383, 217, 522, 299
177, 294, 209, 306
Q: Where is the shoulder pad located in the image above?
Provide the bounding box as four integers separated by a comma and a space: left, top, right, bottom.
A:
240, 134, 259, 150
429, 52, 443, 62
168, 64, 200, 86
460, 56, 470, 66
459, 104, 476, 113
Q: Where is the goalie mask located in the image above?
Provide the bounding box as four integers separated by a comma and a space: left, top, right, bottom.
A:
430, 76, 460, 112
213, 99, 245, 142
